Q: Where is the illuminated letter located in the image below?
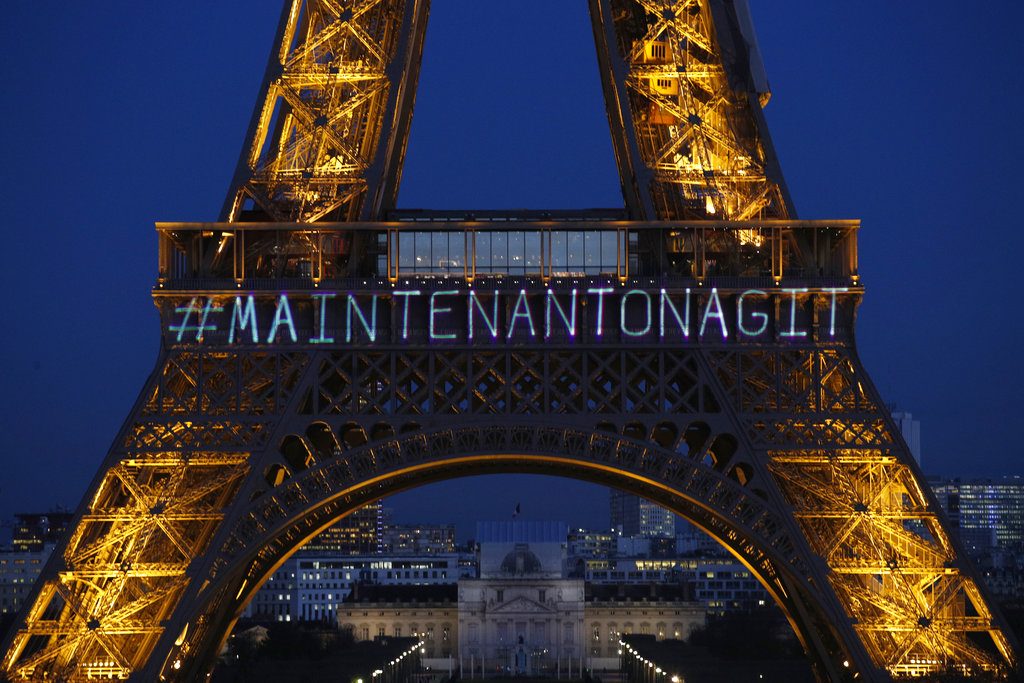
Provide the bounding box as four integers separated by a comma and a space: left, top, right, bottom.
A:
507, 289, 537, 338
169, 297, 199, 343
310, 293, 336, 344
823, 288, 849, 337
228, 295, 260, 343
469, 290, 500, 339
587, 287, 614, 336
393, 290, 421, 340
737, 290, 768, 337
545, 289, 577, 338
268, 294, 297, 343
170, 297, 222, 343
659, 289, 690, 338
780, 288, 809, 338
429, 290, 458, 340
699, 288, 728, 338
346, 294, 378, 343
196, 299, 223, 343
620, 290, 651, 337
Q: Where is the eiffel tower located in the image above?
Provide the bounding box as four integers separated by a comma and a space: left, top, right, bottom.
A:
1, 1, 1017, 680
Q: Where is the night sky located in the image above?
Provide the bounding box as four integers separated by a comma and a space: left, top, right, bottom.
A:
1, 1, 1022, 539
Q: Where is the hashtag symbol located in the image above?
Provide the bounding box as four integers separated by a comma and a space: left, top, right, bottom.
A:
169, 297, 224, 343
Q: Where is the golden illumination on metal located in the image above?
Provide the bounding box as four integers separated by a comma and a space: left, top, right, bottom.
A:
770, 444, 1014, 677
2, 452, 248, 680
593, 0, 790, 221
224, 0, 426, 223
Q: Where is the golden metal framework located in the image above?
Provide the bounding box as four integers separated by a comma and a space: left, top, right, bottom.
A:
1, 1, 1016, 681
222, 0, 427, 223
591, 0, 791, 221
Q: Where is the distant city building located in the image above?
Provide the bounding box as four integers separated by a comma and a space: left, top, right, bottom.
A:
1, 512, 72, 617
980, 567, 1024, 602
929, 477, 1024, 552
688, 559, 770, 614
245, 552, 469, 623
384, 523, 457, 555
0, 547, 53, 617
338, 521, 704, 676
304, 501, 385, 554
338, 584, 704, 674
460, 559, 584, 674
675, 519, 726, 556
10, 513, 73, 553
609, 490, 675, 538
583, 556, 770, 615
583, 558, 681, 584
567, 529, 615, 561
613, 535, 676, 559
890, 410, 921, 466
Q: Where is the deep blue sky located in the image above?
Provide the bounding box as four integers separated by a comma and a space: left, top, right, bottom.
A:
0, 1, 1022, 538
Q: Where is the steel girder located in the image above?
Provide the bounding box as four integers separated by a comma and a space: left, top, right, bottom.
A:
590, 0, 793, 221
221, 0, 428, 223
222, 0, 787, 224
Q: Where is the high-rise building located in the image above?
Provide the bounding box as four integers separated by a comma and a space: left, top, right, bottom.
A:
304, 501, 385, 554
1, 547, 53, 617
384, 523, 457, 555
675, 519, 726, 557
609, 490, 674, 539
567, 529, 616, 560
1, 512, 72, 617
929, 477, 1024, 552
10, 513, 73, 553
245, 553, 467, 623
890, 410, 922, 465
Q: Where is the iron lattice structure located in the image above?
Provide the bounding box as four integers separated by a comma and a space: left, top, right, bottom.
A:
222, 0, 427, 224
1, 0, 1017, 681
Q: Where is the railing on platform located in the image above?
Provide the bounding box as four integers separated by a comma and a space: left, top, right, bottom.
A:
156, 220, 859, 289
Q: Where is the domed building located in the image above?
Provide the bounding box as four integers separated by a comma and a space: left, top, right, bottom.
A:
458, 521, 585, 677
499, 544, 544, 575
337, 520, 706, 677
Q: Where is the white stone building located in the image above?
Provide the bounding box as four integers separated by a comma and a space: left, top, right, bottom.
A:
457, 521, 583, 676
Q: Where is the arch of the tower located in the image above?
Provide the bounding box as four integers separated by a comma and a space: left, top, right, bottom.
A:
9, 334, 1012, 682
155, 421, 853, 681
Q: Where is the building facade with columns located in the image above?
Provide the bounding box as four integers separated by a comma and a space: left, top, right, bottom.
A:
337, 584, 459, 659
458, 522, 583, 676
338, 521, 706, 676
